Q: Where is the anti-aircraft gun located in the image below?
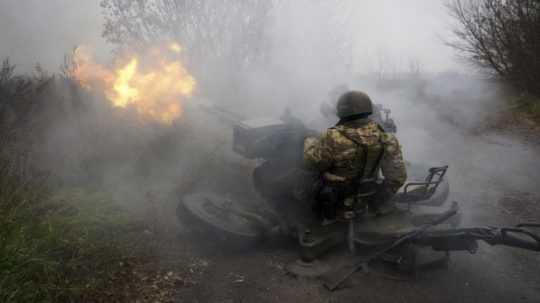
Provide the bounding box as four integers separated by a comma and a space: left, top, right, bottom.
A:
178, 105, 540, 290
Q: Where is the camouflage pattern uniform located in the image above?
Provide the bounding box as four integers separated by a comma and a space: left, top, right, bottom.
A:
304, 119, 407, 206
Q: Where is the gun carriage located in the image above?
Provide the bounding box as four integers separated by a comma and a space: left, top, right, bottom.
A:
178, 105, 540, 290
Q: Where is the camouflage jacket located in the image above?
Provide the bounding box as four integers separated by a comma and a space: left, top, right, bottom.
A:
304, 119, 407, 197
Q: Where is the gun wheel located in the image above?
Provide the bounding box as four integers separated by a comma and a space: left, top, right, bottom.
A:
177, 192, 270, 242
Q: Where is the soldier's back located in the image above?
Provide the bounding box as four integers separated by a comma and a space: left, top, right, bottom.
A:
325, 120, 386, 180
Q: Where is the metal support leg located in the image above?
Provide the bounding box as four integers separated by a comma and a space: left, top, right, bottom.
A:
348, 219, 355, 254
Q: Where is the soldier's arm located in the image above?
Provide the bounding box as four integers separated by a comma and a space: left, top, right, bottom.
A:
303, 130, 334, 171
380, 133, 407, 196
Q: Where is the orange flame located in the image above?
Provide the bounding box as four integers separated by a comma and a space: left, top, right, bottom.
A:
71, 43, 196, 124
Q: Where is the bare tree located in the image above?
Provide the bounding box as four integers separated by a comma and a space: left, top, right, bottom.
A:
447, 0, 540, 96
100, 0, 357, 102
100, 0, 273, 77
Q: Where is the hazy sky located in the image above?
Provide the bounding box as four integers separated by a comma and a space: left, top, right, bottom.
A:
350, 0, 457, 73
0, 0, 106, 72
0, 0, 458, 73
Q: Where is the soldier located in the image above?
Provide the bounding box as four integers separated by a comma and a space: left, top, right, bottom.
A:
304, 91, 407, 218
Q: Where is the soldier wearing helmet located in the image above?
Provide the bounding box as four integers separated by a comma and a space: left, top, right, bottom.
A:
304, 91, 407, 218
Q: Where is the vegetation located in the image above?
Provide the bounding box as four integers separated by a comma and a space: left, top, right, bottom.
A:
100, 0, 274, 101
507, 94, 540, 124
0, 59, 170, 302
0, 170, 146, 302
447, 0, 540, 97
99, 0, 355, 104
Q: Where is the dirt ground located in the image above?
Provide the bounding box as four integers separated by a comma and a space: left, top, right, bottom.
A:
158, 193, 540, 303
151, 113, 540, 303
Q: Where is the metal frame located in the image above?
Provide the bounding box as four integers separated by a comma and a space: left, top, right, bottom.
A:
404, 165, 448, 196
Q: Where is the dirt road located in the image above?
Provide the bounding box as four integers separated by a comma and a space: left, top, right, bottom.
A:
168, 194, 539, 303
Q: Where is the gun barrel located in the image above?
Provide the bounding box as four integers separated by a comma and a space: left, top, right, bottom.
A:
199, 104, 245, 126
414, 225, 540, 252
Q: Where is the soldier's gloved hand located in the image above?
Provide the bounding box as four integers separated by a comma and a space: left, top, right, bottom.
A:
323, 172, 346, 183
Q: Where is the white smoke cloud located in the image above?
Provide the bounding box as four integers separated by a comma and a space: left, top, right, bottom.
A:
0, 0, 108, 72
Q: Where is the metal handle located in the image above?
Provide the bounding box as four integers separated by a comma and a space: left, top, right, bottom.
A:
403, 165, 448, 196
516, 223, 540, 229
500, 227, 540, 251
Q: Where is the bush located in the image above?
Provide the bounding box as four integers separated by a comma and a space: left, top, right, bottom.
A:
0, 60, 188, 303
508, 94, 540, 124
448, 0, 540, 96
0, 60, 154, 303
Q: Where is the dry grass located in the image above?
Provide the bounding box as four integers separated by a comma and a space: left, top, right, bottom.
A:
508, 95, 540, 125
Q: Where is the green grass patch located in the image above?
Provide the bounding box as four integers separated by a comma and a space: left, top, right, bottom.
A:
507, 94, 540, 124
0, 171, 150, 302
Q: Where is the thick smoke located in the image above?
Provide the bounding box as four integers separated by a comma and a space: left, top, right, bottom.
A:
2, 0, 539, 229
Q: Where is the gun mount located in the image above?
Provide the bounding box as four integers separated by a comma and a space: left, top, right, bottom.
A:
373, 104, 397, 133
177, 105, 540, 290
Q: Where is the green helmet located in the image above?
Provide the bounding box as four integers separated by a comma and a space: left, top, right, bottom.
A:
336, 91, 373, 119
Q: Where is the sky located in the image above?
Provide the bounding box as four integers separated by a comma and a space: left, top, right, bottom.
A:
349, 0, 457, 73
0, 0, 107, 72
0, 0, 459, 73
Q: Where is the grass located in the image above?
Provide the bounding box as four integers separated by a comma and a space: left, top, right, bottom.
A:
0, 60, 184, 303
507, 94, 540, 125
0, 159, 151, 303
